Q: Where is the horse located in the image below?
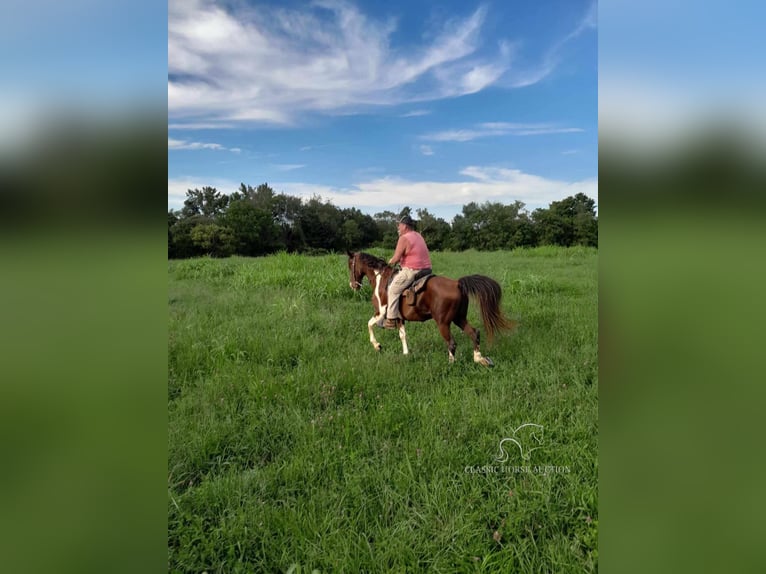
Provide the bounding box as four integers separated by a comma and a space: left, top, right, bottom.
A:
346, 251, 515, 366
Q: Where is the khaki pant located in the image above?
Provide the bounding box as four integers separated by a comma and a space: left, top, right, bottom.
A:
387, 267, 418, 320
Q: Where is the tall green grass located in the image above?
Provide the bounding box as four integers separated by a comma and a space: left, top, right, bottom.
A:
169, 247, 597, 573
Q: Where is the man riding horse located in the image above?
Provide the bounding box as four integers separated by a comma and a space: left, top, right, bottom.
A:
381, 215, 432, 329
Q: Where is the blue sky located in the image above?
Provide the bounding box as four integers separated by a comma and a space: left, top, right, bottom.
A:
168, 0, 597, 222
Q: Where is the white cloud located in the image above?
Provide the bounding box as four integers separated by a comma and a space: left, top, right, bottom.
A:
421, 122, 584, 142
276, 168, 596, 215
168, 137, 241, 152
168, 1, 510, 126
459, 63, 507, 93
168, 137, 221, 150
400, 109, 431, 118
169, 166, 597, 218
419, 145, 434, 156
168, 122, 236, 130
273, 164, 306, 171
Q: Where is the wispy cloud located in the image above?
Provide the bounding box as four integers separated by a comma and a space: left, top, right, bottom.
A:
505, 2, 597, 88
419, 145, 434, 156
168, 1, 510, 126
400, 109, 431, 118
168, 137, 240, 152
421, 122, 583, 142
273, 164, 306, 171
168, 122, 236, 130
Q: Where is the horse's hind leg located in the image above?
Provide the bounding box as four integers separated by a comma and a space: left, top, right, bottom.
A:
437, 322, 457, 363
454, 318, 494, 367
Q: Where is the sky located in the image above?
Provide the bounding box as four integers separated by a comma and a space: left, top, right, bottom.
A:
168, 0, 597, 222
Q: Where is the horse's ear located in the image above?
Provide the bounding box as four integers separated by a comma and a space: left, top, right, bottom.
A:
346, 250, 354, 258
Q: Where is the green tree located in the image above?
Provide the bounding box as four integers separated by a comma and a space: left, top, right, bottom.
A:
181, 186, 230, 218
373, 210, 399, 248
189, 223, 236, 257
220, 200, 281, 256
415, 208, 451, 251
340, 207, 380, 249
532, 206, 567, 246
168, 210, 179, 258
230, 183, 277, 213
512, 211, 539, 247
340, 219, 362, 249
447, 202, 482, 250
274, 193, 306, 252
476, 201, 523, 250
572, 198, 598, 246
170, 214, 211, 258
533, 193, 597, 247
300, 196, 344, 251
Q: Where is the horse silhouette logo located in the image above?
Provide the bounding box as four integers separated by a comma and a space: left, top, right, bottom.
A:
496, 424, 545, 462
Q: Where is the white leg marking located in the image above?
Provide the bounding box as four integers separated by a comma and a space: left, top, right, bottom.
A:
474, 349, 493, 367
367, 316, 382, 350
366, 272, 384, 351
373, 272, 385, 318
398, 324, 409, 355
448, 351, 455, 364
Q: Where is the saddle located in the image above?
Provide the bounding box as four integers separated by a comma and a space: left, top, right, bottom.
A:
402, 270, 434, 306
383, 268, 434, 306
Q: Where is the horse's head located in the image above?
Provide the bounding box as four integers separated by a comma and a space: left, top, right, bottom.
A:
347, 251, 363, 290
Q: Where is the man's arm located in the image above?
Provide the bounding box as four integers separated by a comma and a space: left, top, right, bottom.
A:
389, 236, 409, 265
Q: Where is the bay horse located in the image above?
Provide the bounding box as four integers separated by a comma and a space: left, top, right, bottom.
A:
346, 251, 515, 366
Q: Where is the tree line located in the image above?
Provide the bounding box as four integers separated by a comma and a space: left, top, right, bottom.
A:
168, 183, 597, 258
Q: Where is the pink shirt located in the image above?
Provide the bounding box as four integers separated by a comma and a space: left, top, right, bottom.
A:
398, 231, 432, 269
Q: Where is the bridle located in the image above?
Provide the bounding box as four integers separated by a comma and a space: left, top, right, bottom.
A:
350, 254, 363, 289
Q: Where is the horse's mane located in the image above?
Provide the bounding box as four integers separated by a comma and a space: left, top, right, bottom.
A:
357, 252, 389, 271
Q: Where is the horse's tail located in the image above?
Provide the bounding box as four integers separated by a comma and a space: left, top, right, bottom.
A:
458, 275, 515, 342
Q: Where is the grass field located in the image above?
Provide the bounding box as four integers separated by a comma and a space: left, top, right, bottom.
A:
168, 247, 598, 573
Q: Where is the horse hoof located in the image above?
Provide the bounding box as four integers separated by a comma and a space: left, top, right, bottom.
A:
375, 344, 382, 352
483, 357, 494, 367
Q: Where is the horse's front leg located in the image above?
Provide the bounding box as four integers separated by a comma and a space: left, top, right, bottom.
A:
398, 322, 409, 355
367, 315, 382, 351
